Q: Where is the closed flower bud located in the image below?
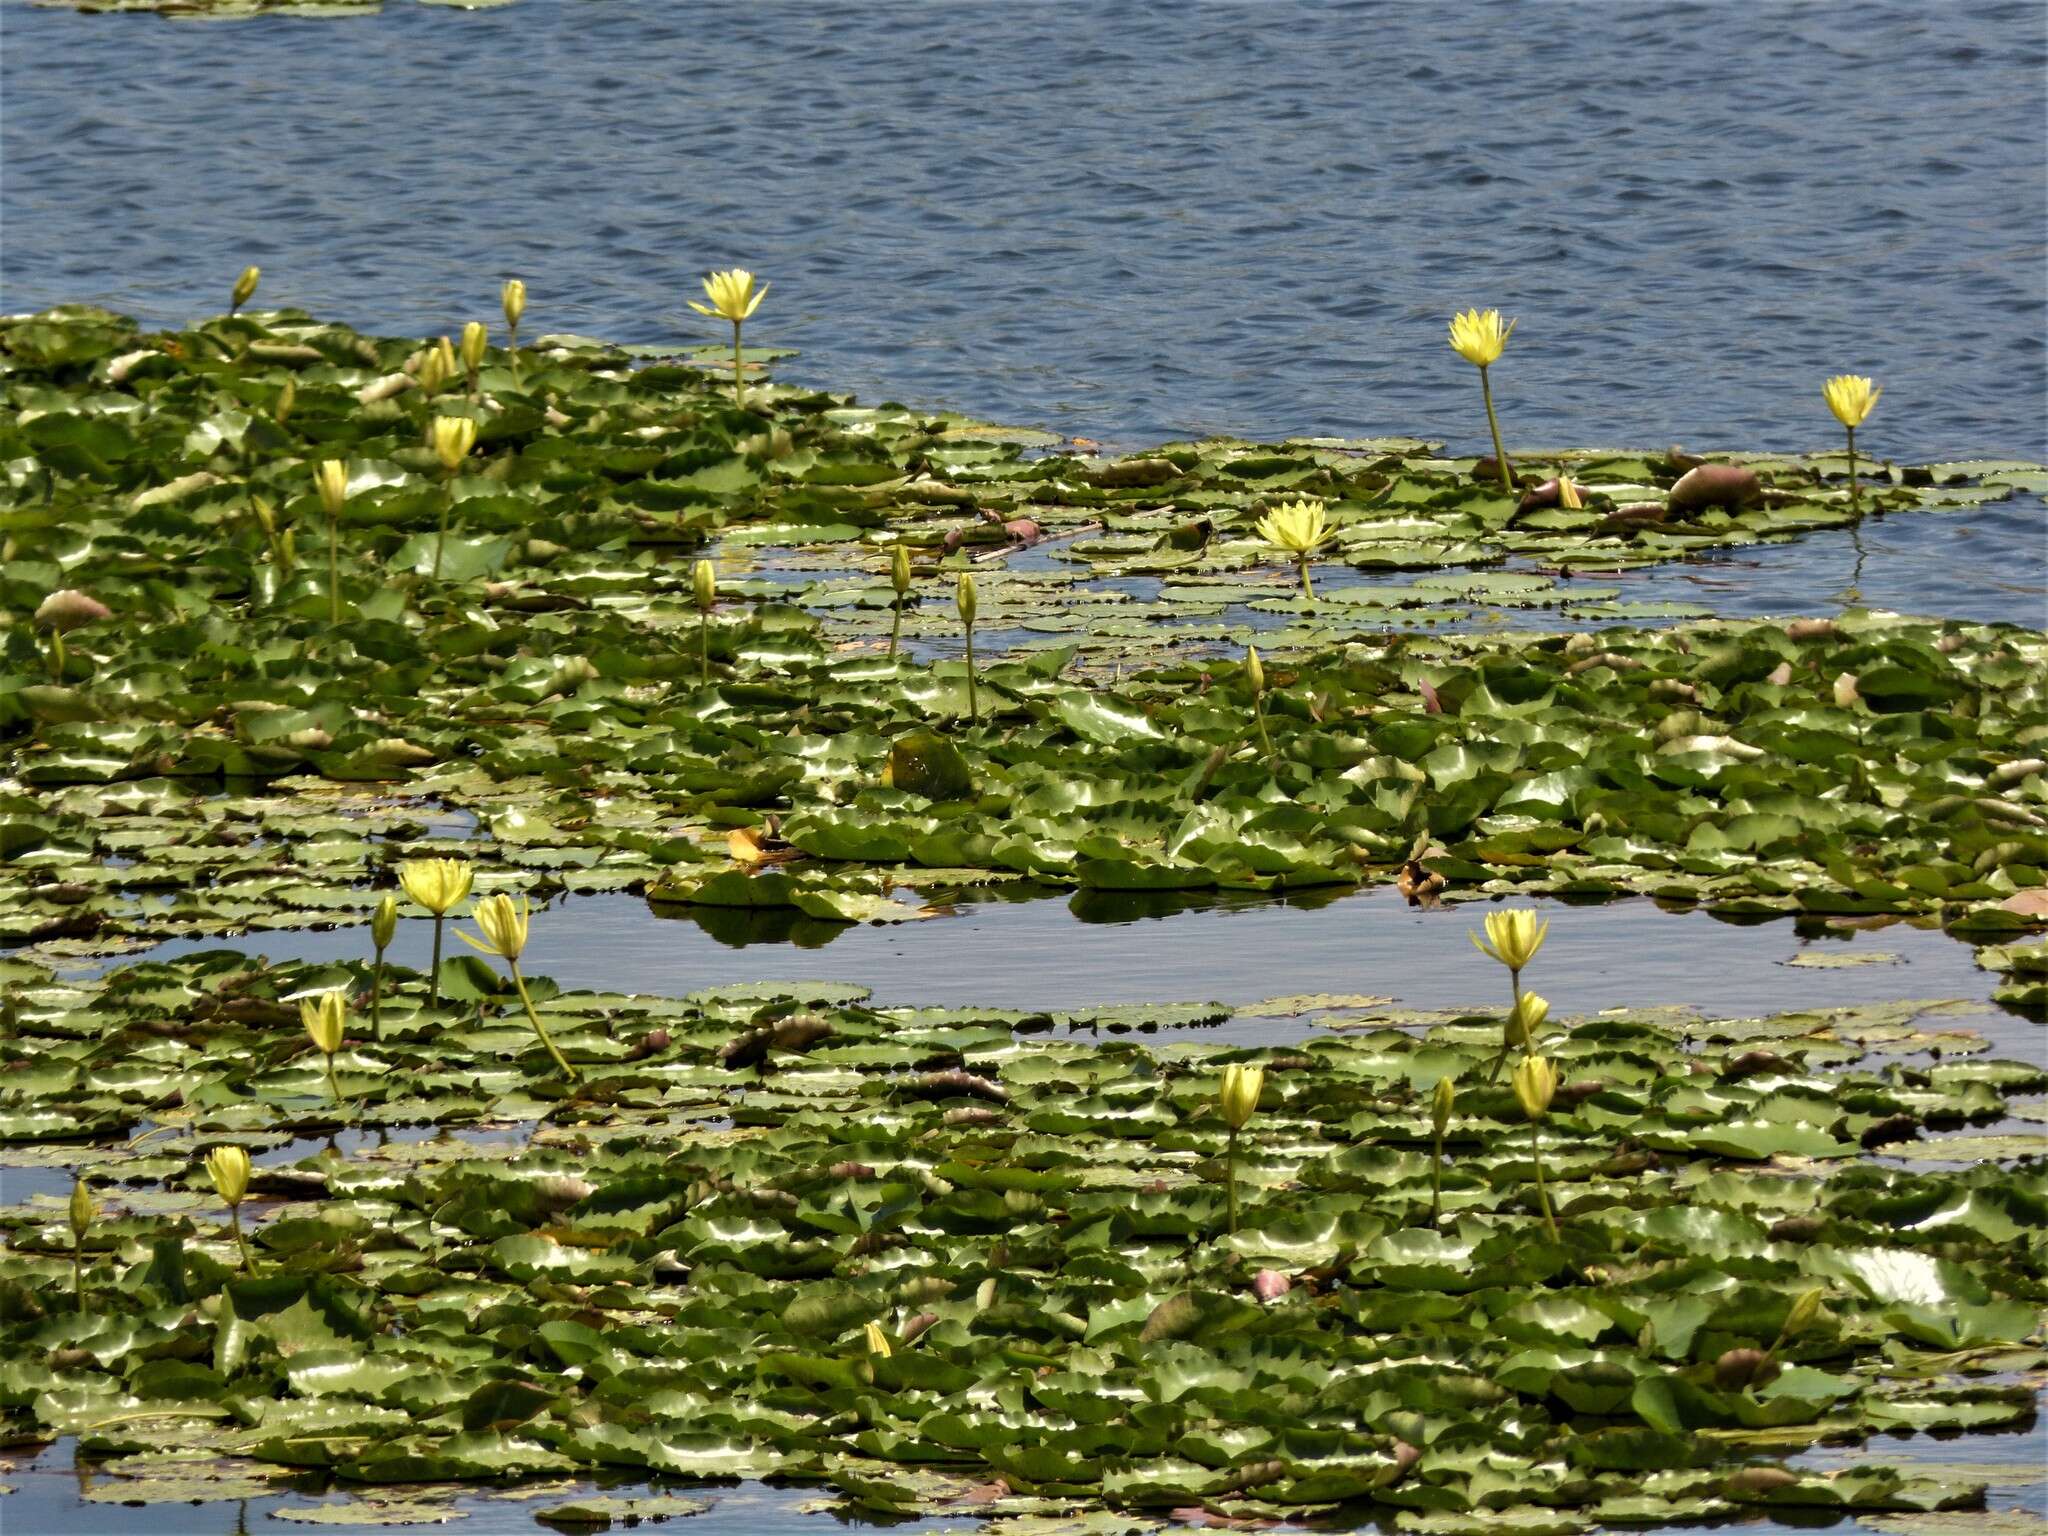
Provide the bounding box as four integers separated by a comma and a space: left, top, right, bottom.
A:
459, 891, 531, 961
1822, 374, 1880, 429
1431, 1075, 1456, 1138
301, 991, 346, 1056
502, 278, 526, 331
1513, 1054, 1558, 1121
460, 320, 487, 374
205, 1145, 251, 1207
417, 339, 453, 395
890, 545, 912, 596
231, 265, 260, 312
693, 559, 717, 612
1245, 645, 1265, 696
275, 375, 296, 423
1783, 1287, 1825, 1339
862, 1321, 892, 1357
1506, 992, 1550, 1048
371, 893, 399, 951
430, 414, 478, 472
955, 570, 977, 627
1557, 475, 1583, 510
1219, 1062, 1265, 1131
313, 460, 348, 520
69, 1176, 97, 1241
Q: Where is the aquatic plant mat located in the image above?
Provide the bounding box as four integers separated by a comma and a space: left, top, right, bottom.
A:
4, 956, 2046, 1528
2, 304, 2045, 1525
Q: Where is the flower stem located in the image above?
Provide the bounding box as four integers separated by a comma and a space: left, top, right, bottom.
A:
699, 609, 710, 683
49, 628, 65, 683
229, 1204, 255, 1273
1530, 1117, 1558, 1241
328, 512, 341, 626
1845, 425, 1858, 510
325, 1052, 343, 1108
428, 915, 445, 1010
1431, 1126, 1445, 1224
1226, 1127, 1240, 1236
507, 322, 520, 387
964, 623, 978, 724
370, 953, 385, 1039
433, 473, 451, 580
510, 960, 578, 1080
1253, 694, 1275, 765
73, 1240, 84, 1310
1488, 970, 1522, 1084
1297, 552, 1314, 603
1480, 365, 1512, 493
731, 320, 745, 409
888, 598, 902, 658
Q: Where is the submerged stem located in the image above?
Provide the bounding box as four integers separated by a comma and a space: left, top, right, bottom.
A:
510, 960, 578, 1081
1480, 365, 1512, 493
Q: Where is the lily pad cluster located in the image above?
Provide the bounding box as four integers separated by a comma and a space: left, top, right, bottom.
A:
2, 954, 2043, 1526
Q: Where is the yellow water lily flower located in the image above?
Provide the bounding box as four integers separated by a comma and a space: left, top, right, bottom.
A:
890, 545, 912, 596
459, 892, 531, 962
1245, 645, 1265, 697
502, 278, 526, 332
863, 1321, 892, 1357
460, 320, 488, 376
1219, 1062, 1265, 1131
206, 1145, 251, 1206
371, 893, 399, 952
1431, 1075, 1456, 1138
1470, 909, 1549, 973
69, 1176, 97, 1241
300, 991, 346, 1056
313, 460, 348, 520
1506, 991, 1550, 1048
231, 265, 260, 314
1254, 497, 1328, 555
955, 569, 978, 627
693, 559, 717, 613
690, 268, 769, 323
1448, 308, 1515, 368
399, 858, 473, 915
430, 415, 477, 473
1513, 1054, 1558, 1121
1557, 475, 1584, 510
1822, 374, 1880, 429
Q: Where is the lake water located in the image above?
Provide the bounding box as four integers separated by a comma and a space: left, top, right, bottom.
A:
4, 0, 2045, 621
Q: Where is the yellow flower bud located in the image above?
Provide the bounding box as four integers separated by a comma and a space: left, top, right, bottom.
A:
398, 858, 473, 916
430, 415, 478, 473
1470, 909, 1549, 973
69, 1176, 98, 1242
460, 320, 487, 375
890, 545, 912, 596
688, 268, 768, 324
1822, 374, 1880, 429
458, 891, 531, 962
1219, 1062, 1265, 1131
956, 570, 977, 627
1513, 1054, 1557, 1121
313, 460, 348, 521
1447, 307, 1516, 368
1507, 992, 1550, 1048
417, 341, 452, 396
1245, 645, 1265, 696
862, 1321, 892, 1357
1431, 1075, 1456, 1139
1557, 475, 1583, 510
275, 375, 296, 424
301, 991, 346, 1056
231, 265, 261, 313
502, 279, 526, 332
371, 893, 399, 952
206, 1145, 252, 1207
1783, 1287, 1825, 1339
693, 559, 717, 612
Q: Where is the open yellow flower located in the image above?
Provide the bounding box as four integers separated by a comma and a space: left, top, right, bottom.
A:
460, 892, 531, 962
430, 415, 477, 473
690, 269, 768, 324
301, 991, 346, 1056
1823, 374, 1880, 429
1448, 308, 1519, 492
1448, 308, 1516, 367
1255, 497, 1329, 601
1471, 909, 1549, 973
399, 858, 473, 915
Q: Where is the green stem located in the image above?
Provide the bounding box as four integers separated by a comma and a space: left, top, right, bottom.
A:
370, 953, 385, 1040
1488, 969, 1523, 1084
1226, 1128, 1240, 1237
510, 960, 578, 1080
1297, 553, 1314, 603
428, 915, 445, 1010
325, 1052, 343, 1108
507, 322, 520, 387
49, 628, 65, 683
964, 623, 978, 725
1480, 365, 1512, 493
433, 473, 451, 580
73, 1240, 83, 1310
1253, 694, 1274, 765
229, 1204, 255, 1273
888, 598, 902, 658
1845, 426, 1858, 510
731, 320, 745, 409
699, 610, 710, 683
328, 512, 341, 625
1530, 1117, 1558, 1241
1431, 1127, 1444, 1224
